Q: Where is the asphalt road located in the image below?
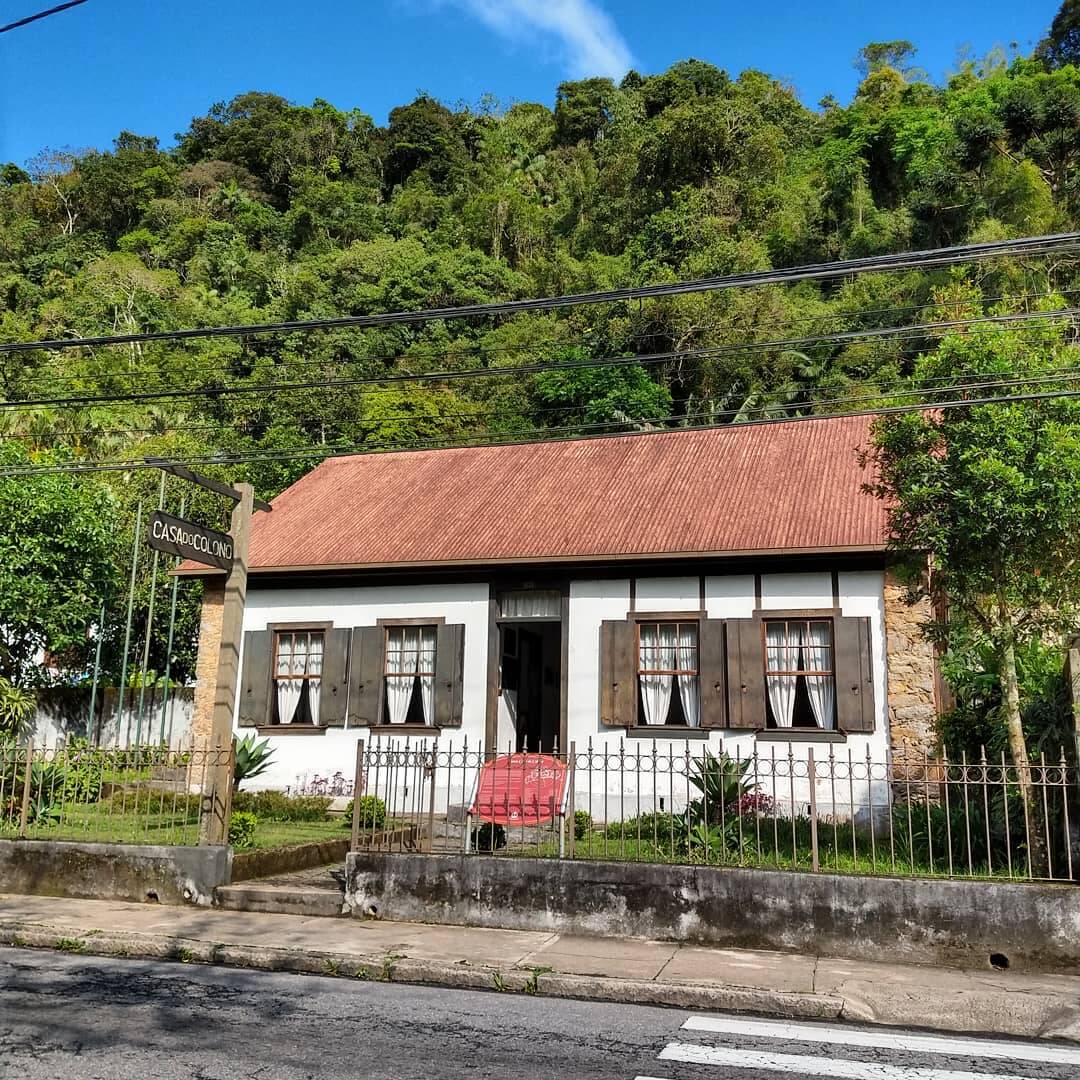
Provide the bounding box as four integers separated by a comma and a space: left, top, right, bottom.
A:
1, 948, 1078, 1080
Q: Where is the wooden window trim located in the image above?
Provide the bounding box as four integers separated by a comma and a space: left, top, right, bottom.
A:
368, 724, 441, 736
760, 614, 837, 730
752, 607, 842, 618
636, 620, 701, 677
626, 725, 711, 740
626, 609, 706, 622
634, 617, 702, 727
273, 629, 329, 682
266, 625, 332, 727
254, 724, 327, 737
379, 620, 441, 728
375, 616, 447, 627
762, 618, 835, 678
756, 729, 847, 743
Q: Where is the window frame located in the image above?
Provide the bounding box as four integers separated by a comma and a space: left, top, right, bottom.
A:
759, 613, 837, 731
632, 613, 703, 728
266, 621, 333, 730
373, 616, 445, 730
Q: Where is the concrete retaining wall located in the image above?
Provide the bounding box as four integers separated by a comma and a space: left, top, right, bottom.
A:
231, 839, 350, 883
346, 852, 1080, 973
0, 840, 230, 906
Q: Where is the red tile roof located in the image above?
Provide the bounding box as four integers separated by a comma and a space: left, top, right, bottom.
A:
185, 415, 887, 574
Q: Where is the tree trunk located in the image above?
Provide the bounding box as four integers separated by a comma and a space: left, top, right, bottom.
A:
999, 629, 1049, 876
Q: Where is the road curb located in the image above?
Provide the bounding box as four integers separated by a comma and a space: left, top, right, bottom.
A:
0, 919, 843, 1021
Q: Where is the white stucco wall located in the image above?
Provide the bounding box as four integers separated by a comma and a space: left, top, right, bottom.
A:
565, 570, 891, 819
236, 582, 489, 792
236, 569, 891, 820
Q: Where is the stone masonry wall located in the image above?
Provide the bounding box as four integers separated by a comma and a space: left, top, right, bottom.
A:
883, 569, 939, 759
191, 577, 225, 748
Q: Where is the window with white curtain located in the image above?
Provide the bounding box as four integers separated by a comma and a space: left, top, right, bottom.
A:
636, 621, 700, 727
273, 630, 324, 725
500, 590, 561, 619
383, 625, 438, 726
764, 619, 835, 729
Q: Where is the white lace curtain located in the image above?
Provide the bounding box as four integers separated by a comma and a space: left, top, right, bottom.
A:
765, 621, 835, 729
803, 621, 835, 730
638, 623, 699, 727
765, 622, 800, 728
275, 632, 323, 725
385, 626, 437, 725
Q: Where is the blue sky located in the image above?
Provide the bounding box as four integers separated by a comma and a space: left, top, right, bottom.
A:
0, 0, 1063, 166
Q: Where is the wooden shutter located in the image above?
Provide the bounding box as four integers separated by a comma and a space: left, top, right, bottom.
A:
434, 623, 465, 727
347, 626, 384, 727
599, 619, 636, 727
237, 630, 272, 728
318, 628, 351, 728
725, 618, 765, 729
698, 618, 727, 728
834, 616, 876, 732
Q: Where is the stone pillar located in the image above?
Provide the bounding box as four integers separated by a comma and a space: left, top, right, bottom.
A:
883, 570, 940, 760
191, 576, 226, 750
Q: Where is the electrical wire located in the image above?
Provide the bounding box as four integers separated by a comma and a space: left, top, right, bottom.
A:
1, 232, 1077, 356
2, 305, 1076, 412
7, 364, 1080, 448
0, 0, 88, 34
4, 382, 1079, 479
12, 284, 1079, 392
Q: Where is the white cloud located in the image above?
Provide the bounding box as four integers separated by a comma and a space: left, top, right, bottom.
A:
448, 0, 633, 79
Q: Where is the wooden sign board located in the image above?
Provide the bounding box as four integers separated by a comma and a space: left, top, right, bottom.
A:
147, 510, 233, 571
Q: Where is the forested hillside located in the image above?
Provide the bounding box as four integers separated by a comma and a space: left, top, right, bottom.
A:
2, 11, 1079, 685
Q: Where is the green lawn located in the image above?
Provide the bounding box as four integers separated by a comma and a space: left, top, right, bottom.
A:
8, 803, 347, 850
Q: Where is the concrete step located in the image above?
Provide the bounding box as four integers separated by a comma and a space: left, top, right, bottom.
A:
214, 883, 345, 917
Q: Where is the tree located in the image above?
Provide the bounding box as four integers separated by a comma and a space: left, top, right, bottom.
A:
553, 78, 617, 146
0, 444, 121, 685
855, 40, 918, 77
866, 321, 1080, 869
1037, 0, 1080, 69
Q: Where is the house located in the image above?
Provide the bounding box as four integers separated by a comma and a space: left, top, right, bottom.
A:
180, 414, 942, 798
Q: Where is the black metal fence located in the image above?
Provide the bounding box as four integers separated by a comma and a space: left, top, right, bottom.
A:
350, 738, 1079, 883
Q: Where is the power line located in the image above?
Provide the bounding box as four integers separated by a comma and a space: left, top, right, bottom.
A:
1, 233, 1077, 356
0, 0, 87, 34
2, 306, 1076, 412
5, 382, 1079, 479
7, 364, 1080, 448
12, 285, 1078, 393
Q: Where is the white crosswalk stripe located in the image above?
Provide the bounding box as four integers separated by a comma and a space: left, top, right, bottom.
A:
633, 1010, 1080, 1080
681, 1015, 1080, 1067
655, 1043, 1039, 1079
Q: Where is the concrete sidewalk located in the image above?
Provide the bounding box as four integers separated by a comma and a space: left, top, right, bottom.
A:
2, 892, 1078, 1042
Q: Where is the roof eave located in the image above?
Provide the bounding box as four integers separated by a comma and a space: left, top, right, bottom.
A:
171, 542, 890, 579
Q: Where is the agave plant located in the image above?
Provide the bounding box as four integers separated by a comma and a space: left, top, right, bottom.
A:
0, 678, 35, 738
687, 750, 756, 826
233, 734, 275, 793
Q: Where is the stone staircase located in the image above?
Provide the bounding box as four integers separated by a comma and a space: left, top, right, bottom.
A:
214, 863, 347, 917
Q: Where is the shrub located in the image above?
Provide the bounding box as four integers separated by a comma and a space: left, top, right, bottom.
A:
342, 795, 387, 831
232, 790, 332, 822
573, 809, 592, 840
471, 822, 506, 850
228, 811, 258, 849
603, 811, 687, 842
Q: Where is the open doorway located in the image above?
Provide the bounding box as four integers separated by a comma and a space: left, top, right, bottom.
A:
500, 621, 561, 753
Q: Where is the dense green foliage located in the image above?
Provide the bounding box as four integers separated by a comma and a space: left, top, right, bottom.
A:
2, 15, 1080, 685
